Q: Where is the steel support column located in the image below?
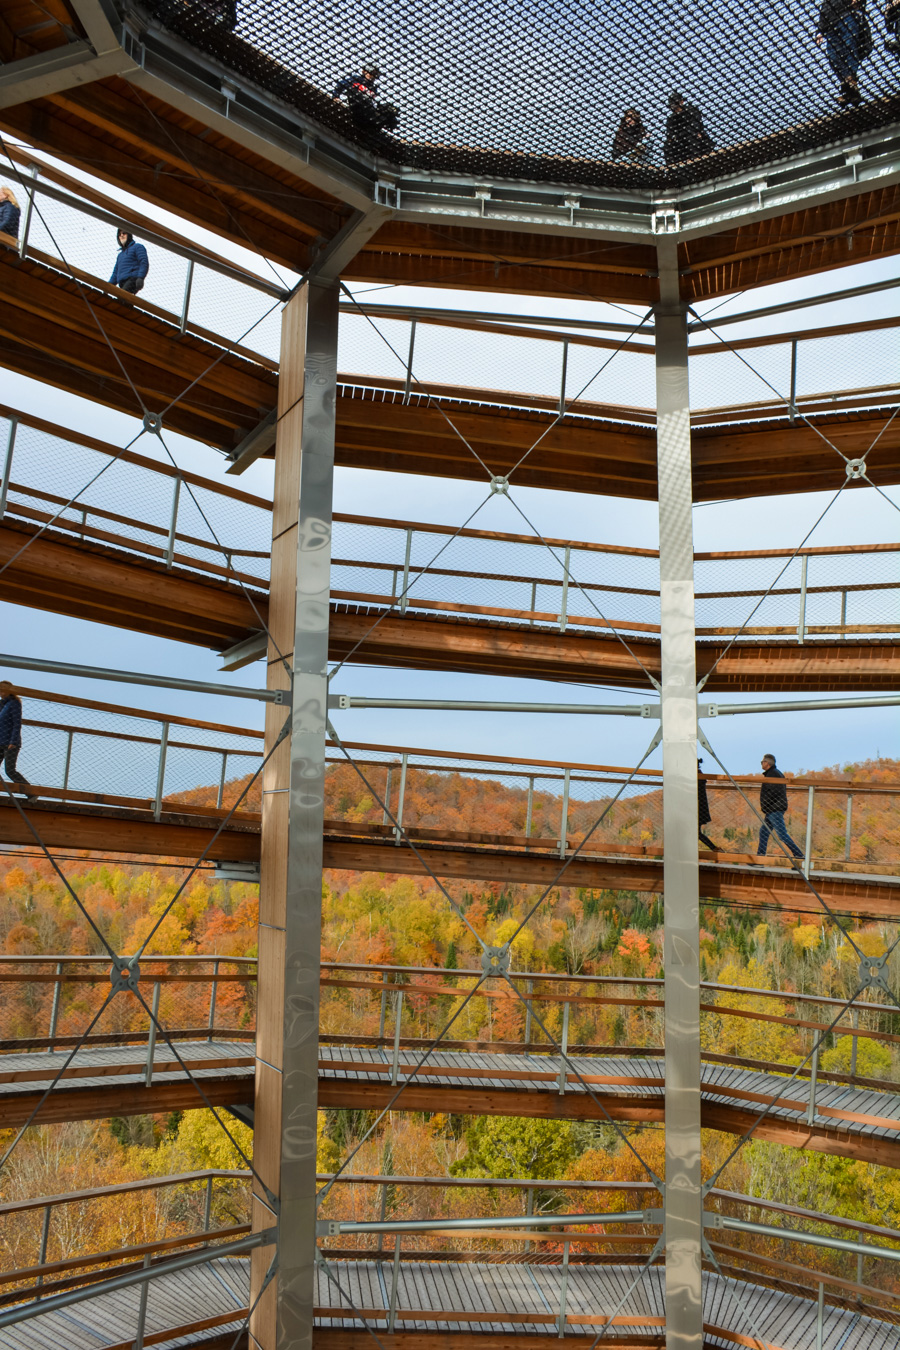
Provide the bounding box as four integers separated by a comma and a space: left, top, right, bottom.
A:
250, 278, 340, 1349
655, 245, 702, 1350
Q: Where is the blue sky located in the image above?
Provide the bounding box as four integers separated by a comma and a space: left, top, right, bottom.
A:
1, 146, 897, 793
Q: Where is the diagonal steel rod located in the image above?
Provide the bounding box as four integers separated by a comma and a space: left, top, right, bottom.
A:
135, 712, 289, 959
316, 974, 489, 1204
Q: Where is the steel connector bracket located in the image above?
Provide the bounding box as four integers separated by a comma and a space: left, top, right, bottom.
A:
846, 457, 867, 479
857, 954, 891, 996
481, 946, 511, 977
142, 411, 163, 436
110, 957, 140, 993
490, 475, 509, 494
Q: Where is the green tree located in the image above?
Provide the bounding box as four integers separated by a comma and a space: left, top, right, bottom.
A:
451, 1116, 584, 1179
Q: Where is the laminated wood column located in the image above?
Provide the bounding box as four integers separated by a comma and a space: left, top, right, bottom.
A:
250, 278, 339, 1349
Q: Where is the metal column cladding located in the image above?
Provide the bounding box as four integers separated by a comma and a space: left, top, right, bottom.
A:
251, 278, 340, 1350
654, 246, 702, 1349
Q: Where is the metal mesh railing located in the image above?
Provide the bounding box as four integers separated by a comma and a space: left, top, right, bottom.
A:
0, 411, 272, 592
4, 400, 899, 645
11, 686, 263, 814
1, 148, 286, 363
0, 956, 257, 1050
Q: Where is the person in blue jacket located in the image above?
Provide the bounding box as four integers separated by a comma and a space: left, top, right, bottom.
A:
0, 186, 20, 241
0, 681, 31, 792
109, 226, 149, 295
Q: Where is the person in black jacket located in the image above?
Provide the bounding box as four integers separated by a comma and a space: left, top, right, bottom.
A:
0, 681, 30, 792
816, 0, 872, 104
332, 64, 399, 134
756, 754, 803, 859
697, 760, 718, 851
663, 93, 713, 166
884, 0, 899, 53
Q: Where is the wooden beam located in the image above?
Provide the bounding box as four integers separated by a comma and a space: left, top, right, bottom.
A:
1, 1072, 254, 1126
0, 248, 276, 447
0, 521, 265, 646
0, 798, 260, 860
0, 79, 344, 268
321, 837, 900, 919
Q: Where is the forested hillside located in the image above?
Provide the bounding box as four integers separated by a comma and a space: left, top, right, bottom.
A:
1, 757, 899, 1291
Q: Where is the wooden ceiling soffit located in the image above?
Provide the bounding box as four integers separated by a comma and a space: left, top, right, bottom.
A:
680, 185, 900, 298
345, 227, 659, 303
0, 78, 346, 270
0, 0, 74, 64
0, 520, 267, 647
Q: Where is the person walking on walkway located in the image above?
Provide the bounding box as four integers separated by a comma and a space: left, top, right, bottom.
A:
698, 759, 718, 851
0, 681, 31, 793
0, 186, 20, 241
109, 226, 149, 295
757, 753, 803, 860
816, 0, 872, 104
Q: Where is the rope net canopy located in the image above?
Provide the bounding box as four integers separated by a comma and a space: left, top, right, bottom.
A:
138, 0, 900, 188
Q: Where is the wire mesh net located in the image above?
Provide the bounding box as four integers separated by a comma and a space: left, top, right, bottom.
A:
143, 0, 900, 187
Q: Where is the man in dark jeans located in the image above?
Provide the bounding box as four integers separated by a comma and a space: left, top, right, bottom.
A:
0, 681, 31, 792
757, 753, 803, 861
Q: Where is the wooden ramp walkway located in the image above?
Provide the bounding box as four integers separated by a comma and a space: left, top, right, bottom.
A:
0, 1040, 255, 1127
2, 1042, 899, 1164
1, 798, 898, 920
0, 1257, 895, 1349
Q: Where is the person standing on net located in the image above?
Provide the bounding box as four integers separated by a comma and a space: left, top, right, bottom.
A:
109, 225, 149, 295
757, 753, 803, 861
0, 681, 31, 793
816, 0, 872, 104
